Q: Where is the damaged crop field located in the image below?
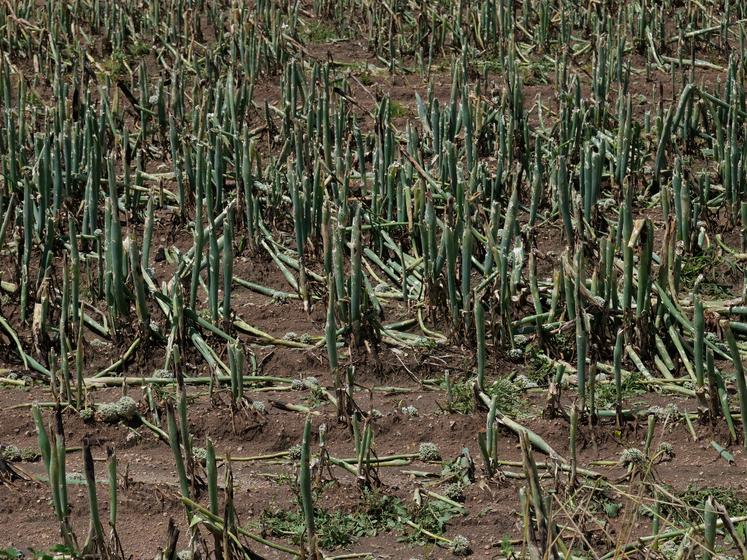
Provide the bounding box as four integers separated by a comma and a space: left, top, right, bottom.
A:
5, 0, 747, 558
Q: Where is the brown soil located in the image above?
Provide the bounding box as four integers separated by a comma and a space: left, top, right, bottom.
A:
2, 5, 747, 560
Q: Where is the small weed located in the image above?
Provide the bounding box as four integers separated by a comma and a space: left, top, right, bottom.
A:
127, 41, 150, 57
260, 489, 466, 550
260, 491, 406, 550
484, 377, 529, 418
302, 20, 339, 43
389, 100, 407, 119
525, 344, 561, 384
521, 61, 553, 86
681, 247, 739, 297
500, 535, 515, 556
595, 370, 646, 409
404, 497, 460, 543
102, 50, 128, 78
1, 546, 81, 559
440, 449, 475, 486
653, 485, 747, 525
261, 508, 360, 548
590, 487, 624, 519
440, 377, 474, 414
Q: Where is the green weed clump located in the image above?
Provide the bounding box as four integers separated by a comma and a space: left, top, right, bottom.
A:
260, 492, 406, 550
